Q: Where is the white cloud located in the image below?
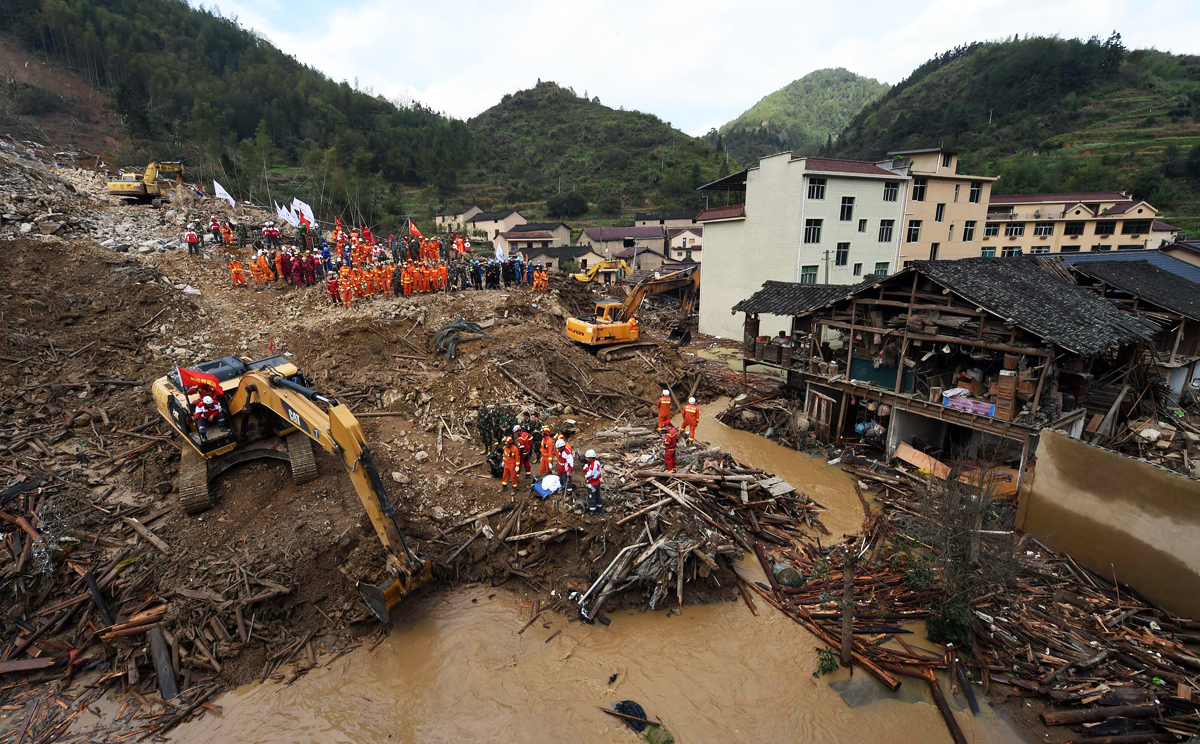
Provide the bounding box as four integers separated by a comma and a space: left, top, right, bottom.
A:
201, 0, 1199, 132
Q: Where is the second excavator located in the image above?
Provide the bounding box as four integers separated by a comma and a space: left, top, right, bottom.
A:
152, 354, 431, 624
564, 265, 699, 361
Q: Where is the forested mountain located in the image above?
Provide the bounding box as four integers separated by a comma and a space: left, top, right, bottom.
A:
712, 68, 889, 163
462, 82, 733, 212
831, 35, 1200, 230
0, 0, 469, 229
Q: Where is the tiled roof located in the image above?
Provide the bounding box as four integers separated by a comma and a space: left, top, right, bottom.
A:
989, 192, 1129, 205
581, 226, 666, 241
614, 245, 667, 259
436, 203, 479, 217
911, 257, 1156, 354
1059, 249, 1200, 285
500, 230, 555, 240
796, 157, 897, 177
732, 278, 882, 316
510, 222, 568, 232
634, 210, 700, 221
468, 210, 520, 222
1069, 260, 1200, 322
696, 204, 745, 221
526, 245, 595, 259
667, 226, 702, 238
1099, 201, 1155, 216
1154, 220, 1180, 232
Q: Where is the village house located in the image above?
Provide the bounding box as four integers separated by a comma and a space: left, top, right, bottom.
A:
1161, 239, 1200, 267
467, 209, 526, 243
732, 257, 1160, 491
982, 191, 1179, 256
696, 153, 910, 340
668, 227, 702, 262
884, 148, 998, 263
435, 204, 482, 232
496, 222, 572, 255
578, 225, 668, 260
614, 244, 669, 271
525, 245, 605, 273
634, 210, 700, 228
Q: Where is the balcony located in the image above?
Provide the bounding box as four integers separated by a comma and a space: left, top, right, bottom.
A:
987, 210, 1065, 221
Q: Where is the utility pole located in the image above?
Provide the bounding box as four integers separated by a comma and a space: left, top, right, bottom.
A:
823, 249, 831, 284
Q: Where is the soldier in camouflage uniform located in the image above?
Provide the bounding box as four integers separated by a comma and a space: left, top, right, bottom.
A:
477, 405, 496, 453
495, 406, 517, 448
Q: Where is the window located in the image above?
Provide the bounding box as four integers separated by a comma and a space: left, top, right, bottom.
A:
984, 222, 999, 237
883, 181, 899, 202
963, 221, 976, 241
953, 184, 960, 203
1034, 222, 1055, 237
906, 220, 922, 243
800, 265, 819, 284
911, 177, 927, 202
942, 153, 953, 168
873, 262, 890, 275
1005, 223, 1025, 237
853, 263, 862, 276
581, 259, 589, 268
1122, 220, 1152, 234
1095, 220, 1116, 235
947, 225, 954, 242
858, 218, 867, 233
1029, 245, 1050, 254
835, 242, 849, 266
1118, 244, 1145, 251
807, 178, 826, 200
929, 243, 940, 260
1059, 246, 1081, 253
969, 182, 982, 203
840, 196, 855, 221
1064, 222, 1085, 236
980, 246, 995, 257
803, 219, 822, 244
1001, 246, 1022, 257
935, 203, 945, 222
1091, 244, 1111, 252
878, 219, 894, 242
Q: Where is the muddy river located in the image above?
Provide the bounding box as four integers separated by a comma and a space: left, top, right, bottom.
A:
172, 401, 1023, 743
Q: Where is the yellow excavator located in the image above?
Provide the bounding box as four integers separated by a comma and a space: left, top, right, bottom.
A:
152, 354, 432, 623
107, 161, 185, 204
571, 259, 633, 283
564, 265, 699, 361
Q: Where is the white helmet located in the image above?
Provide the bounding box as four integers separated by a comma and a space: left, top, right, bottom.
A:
688, 397, 696, 404
585, 449, 597, 459
662, 389, 670, 397
202, 396, 213, 405
555, 439, 565, 449
513, 424, 521, 432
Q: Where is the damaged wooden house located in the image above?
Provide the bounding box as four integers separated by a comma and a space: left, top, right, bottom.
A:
733, 257, 1162, 490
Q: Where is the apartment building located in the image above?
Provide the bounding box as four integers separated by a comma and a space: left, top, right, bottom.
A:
981, 192, 1179, 256
884, 148, 998, 263
697, 152, 909, 339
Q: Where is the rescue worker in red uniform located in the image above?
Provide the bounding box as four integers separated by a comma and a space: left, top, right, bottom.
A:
663, 424, 679, 472
185, 224, 200, 256
515, 425, 535, 476
556, 435, 574, 499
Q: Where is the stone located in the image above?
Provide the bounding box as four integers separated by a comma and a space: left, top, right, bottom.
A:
100, 238, 115, 247
414, 451, 429, 462
19, 222, 33, 233
391, 471, 412, 485
154, 481, 173, 495
429, 506, 449, 522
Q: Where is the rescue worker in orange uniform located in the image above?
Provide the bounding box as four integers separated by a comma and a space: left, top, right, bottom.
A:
515, 425, 534, 476
682, 397, 700, 441
274, 251, 285, 284
364, 265, 377, 296
438, 262, 448, 292
341, 273, 354, 308
401, 264, 413, 296
259, 252, 274, 281
248, 254, 263, 284
657, 389, 672, 431
382, 264, 393, 295
229, 258, 246, 287
500, 435, 521, 493
538, 426, 554, 476
663, 424, 679, 472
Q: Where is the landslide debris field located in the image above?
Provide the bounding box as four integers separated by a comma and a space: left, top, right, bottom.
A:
0, 147, 802, 740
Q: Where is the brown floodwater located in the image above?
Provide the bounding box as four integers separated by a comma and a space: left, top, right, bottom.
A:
169, 396, 1022, 744
172, 586, 1021, 744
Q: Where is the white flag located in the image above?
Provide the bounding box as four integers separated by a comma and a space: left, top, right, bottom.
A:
291, 197, 315, 226
212, 180, 235, 208
495, 243, 504, 259
275, 202, 298, 227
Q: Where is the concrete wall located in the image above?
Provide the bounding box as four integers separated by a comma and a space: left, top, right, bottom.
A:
899, 176, 992, 262
799, 171, 905, 283
1019, 431, 1200, 618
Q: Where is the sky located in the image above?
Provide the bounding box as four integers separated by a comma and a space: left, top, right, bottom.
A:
199, 0, 1200, 136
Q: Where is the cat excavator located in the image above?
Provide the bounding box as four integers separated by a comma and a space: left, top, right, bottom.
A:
152, 355, 431, 624
571, 259, 632, 284
564, 265, 699, 361
107, 161, 184, 204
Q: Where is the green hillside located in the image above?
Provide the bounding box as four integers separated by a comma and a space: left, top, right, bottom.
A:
463, 82, 734, 212
712, 68, 889, 164
832, 36, 1200, 232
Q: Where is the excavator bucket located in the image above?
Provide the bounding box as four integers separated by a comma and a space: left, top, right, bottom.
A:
357, 556, 434, 624
666, 326, 692, 346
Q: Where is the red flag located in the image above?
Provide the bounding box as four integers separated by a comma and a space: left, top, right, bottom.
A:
178, 366, 223, 395
408, 219, 424, 239
334, 216, 344, 229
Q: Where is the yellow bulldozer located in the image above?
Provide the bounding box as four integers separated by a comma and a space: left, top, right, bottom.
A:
152, 354, 432, 623
107, 161, 184, 205
564, 266, 699, 361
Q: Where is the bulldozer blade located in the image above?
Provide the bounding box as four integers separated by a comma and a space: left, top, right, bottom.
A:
357, 555, 434, 624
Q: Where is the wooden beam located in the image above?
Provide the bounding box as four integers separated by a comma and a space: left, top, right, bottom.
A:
815, 319, 1051, 357
858, 298, 986, 316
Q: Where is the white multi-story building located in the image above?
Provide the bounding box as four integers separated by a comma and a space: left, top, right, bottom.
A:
697, 153, 909, 339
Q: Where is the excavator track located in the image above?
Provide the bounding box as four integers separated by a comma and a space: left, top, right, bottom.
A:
596, 341, 658, 363
178, 444, 215, 514
286, 431, 319, 484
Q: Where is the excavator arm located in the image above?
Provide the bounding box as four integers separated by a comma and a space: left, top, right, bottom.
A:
616, 266, 699, 322
227, 370, 431, 622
